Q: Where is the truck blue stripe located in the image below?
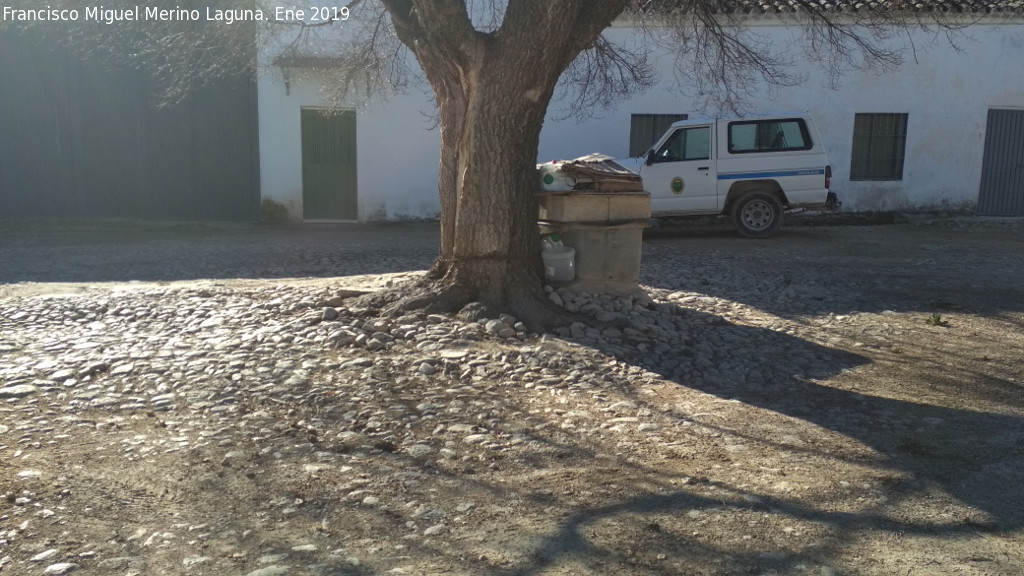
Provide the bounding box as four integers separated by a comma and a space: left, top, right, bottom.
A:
718, 168, 825, 180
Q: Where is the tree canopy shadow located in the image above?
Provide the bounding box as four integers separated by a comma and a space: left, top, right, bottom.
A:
55, 288, 1016, 576
497, 296, 1024, 574
599, 300, 1024, 526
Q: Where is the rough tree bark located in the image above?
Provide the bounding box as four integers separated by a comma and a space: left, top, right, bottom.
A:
368, 0, 630, 326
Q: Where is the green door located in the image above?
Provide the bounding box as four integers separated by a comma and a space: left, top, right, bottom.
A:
301, 108, 357, 219
978, 109, 1024, 216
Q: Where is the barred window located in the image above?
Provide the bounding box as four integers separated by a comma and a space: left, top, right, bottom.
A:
850, 113, 908, 181
629, 113, 688, 157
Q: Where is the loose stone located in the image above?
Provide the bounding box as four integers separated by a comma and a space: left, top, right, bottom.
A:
31, 549, 59, 562
182, 556, 212, 567
0, 384, 38, 398
423, 524, 446, 536
245, 567, 290, 576
405, 444, 433, 458
291, 544, 317, 552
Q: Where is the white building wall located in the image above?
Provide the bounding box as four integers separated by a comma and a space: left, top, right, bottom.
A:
257, 66, 313, 220
794, 22, 1023, 211
257, 17, 1024, 220
541, 20, 1024, 213
354, 90, 442, 221
257, 64, 441, 221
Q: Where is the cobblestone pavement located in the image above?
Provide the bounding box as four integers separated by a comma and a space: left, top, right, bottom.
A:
1, 218, 1023, 576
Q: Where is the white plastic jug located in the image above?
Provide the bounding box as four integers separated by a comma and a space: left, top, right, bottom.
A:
542, 246, 575, 283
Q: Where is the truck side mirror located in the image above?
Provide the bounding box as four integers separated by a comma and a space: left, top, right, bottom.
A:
645, 150, 654, 166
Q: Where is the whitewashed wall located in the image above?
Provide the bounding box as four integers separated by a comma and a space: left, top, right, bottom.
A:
258, 16, 1024, 220
257, 64, 442, 220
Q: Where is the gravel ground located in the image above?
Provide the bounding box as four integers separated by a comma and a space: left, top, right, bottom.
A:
1, 217, 1023, 576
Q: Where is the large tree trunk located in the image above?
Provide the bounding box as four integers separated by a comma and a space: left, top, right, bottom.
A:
428, 45, 557, 315
379, 0, 630, 325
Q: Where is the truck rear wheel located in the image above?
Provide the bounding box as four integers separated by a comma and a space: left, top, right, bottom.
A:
732, 191, 783, 238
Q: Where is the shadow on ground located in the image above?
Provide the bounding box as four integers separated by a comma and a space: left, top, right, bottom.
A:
640, 223, 1024, 318
487, 298, 1024, 575
205, 299, 1022, 575
0, 221, 439, 283
5, 219, 1022, 575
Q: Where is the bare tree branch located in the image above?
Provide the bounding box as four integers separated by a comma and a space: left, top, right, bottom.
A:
6, 0, 257, 105
627, 0, 972, 110
551, 34, 656, 122
10, 0, 989, 115
273, 2, 414, 108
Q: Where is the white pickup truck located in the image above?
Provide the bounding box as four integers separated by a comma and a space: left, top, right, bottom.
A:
623, 114, 838, 238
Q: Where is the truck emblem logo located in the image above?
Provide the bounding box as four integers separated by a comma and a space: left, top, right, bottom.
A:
671, 177, 684, 194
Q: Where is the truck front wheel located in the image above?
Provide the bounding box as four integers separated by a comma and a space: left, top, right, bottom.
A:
732, 191, 783, 238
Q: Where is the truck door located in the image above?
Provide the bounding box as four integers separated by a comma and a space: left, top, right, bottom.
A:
641, 125, 717, 214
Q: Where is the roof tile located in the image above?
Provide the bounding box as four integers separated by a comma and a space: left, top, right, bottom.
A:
637, 0, 1024, 15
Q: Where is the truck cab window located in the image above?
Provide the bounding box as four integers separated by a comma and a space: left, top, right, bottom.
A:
728, 119, 810, 153
652, 126, 711, 163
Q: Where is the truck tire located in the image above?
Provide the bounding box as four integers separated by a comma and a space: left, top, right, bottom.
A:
732, 191, 783, 238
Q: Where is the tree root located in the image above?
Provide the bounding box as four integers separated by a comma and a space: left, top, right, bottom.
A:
346, 274, 586, 333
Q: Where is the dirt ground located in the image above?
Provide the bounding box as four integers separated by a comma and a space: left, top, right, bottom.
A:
1, 218, 1023, 575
